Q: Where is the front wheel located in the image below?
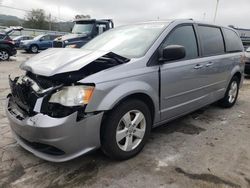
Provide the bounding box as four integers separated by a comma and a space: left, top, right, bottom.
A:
30, 45, 39, 53
101, 99, 152, 160
218, 76, 240, 108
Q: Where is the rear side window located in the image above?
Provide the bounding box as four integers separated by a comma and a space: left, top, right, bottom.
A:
40, 35, 49, 41
163, 25, 198, 59
198, 26, 225, 56
223, 28, 243, 52
50, 35, 58, 40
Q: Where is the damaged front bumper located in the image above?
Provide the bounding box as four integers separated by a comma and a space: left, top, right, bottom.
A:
5, 75, 104, 162
6, 98, 103, 162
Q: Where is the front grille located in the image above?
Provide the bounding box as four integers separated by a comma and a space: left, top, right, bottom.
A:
8, 97, 27, 120
9, 77, 38, 115
53, 41, 64, 48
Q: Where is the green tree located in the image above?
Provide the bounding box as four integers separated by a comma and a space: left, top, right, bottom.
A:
23, 9, 49, 30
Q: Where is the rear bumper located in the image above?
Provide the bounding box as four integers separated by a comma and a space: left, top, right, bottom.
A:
6, 98, 104, 162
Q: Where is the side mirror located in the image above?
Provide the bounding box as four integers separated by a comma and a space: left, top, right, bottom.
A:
159, 45, 186, 62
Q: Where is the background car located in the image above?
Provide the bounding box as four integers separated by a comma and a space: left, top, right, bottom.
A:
245, 47, 250, 75
53, 18, 114, 48
13, 35, 33, 48
0, 32, 12, 41
19, 34, 62, 53
0, 27, 23, 42
0, 40, 16, 61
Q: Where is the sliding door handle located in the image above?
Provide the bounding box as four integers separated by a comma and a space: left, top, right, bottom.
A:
194, 64, 203, 69
206, 62, 214, 67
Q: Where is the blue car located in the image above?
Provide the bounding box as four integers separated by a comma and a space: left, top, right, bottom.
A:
20, 34, 61, 53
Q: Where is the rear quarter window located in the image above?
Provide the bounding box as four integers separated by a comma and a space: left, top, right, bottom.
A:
50, 35, 58, 40
198, 26, 225, 56
223, 28, 243, 52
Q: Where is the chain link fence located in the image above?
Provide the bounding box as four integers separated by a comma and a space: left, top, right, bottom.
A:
0, 26, 68, 38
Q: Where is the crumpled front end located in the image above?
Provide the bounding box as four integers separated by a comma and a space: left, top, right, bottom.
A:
6, 74, 103, 162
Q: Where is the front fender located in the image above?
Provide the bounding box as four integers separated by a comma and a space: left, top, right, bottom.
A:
85, 80, 159, 121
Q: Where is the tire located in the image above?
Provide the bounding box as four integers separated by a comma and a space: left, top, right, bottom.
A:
218, 76, 240, 108
101, 99, 152, 160
0, 49, 10, 61
30, 45, 39, 53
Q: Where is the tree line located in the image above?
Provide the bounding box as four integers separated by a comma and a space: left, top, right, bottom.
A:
1, 9, 91, 32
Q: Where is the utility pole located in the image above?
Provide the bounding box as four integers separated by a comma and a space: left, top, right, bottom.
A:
213, 0, 220, 23
203, 12, 206, 21
57, 0, 61, 31
48, 13, 52, 30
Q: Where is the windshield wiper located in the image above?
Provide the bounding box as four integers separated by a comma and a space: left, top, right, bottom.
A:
100, 52, 130, 64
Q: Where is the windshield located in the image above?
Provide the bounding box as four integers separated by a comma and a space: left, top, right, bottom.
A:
81, 23, 168, 58
33, 35, 44, 40
72, 22, 94, 34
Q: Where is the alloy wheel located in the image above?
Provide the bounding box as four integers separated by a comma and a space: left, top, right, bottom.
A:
228, 81, 238, 103
0, 50, 9, 61
116, 110, 146, 152
31, 46, 38, 53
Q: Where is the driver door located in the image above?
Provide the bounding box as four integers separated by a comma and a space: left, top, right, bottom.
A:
159, 25, 210, 120
39, 35, 52, 49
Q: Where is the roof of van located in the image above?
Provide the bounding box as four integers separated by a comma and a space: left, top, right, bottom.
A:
135, 19, 236, 31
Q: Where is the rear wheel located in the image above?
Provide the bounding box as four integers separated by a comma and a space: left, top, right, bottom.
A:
101, 99, 152, 160
0, 50, 9, 61
218, 76, 240, 108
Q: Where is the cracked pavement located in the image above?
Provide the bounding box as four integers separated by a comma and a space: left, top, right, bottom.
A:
0, 51, 250, 188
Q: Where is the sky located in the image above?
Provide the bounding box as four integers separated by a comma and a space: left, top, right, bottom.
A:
0, 0, 249, 28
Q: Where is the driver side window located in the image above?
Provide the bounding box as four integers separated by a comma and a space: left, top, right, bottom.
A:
42, 35, 50, 41
162, 25, 198, 60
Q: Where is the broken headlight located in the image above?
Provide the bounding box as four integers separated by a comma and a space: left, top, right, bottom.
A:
49, 85, 94, 107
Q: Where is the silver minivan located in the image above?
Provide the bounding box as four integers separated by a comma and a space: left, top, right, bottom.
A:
6, 19, 245, 162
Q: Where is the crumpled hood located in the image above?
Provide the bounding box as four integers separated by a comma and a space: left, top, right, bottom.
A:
20, 48, 108, 76
55, 33, 88, 42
